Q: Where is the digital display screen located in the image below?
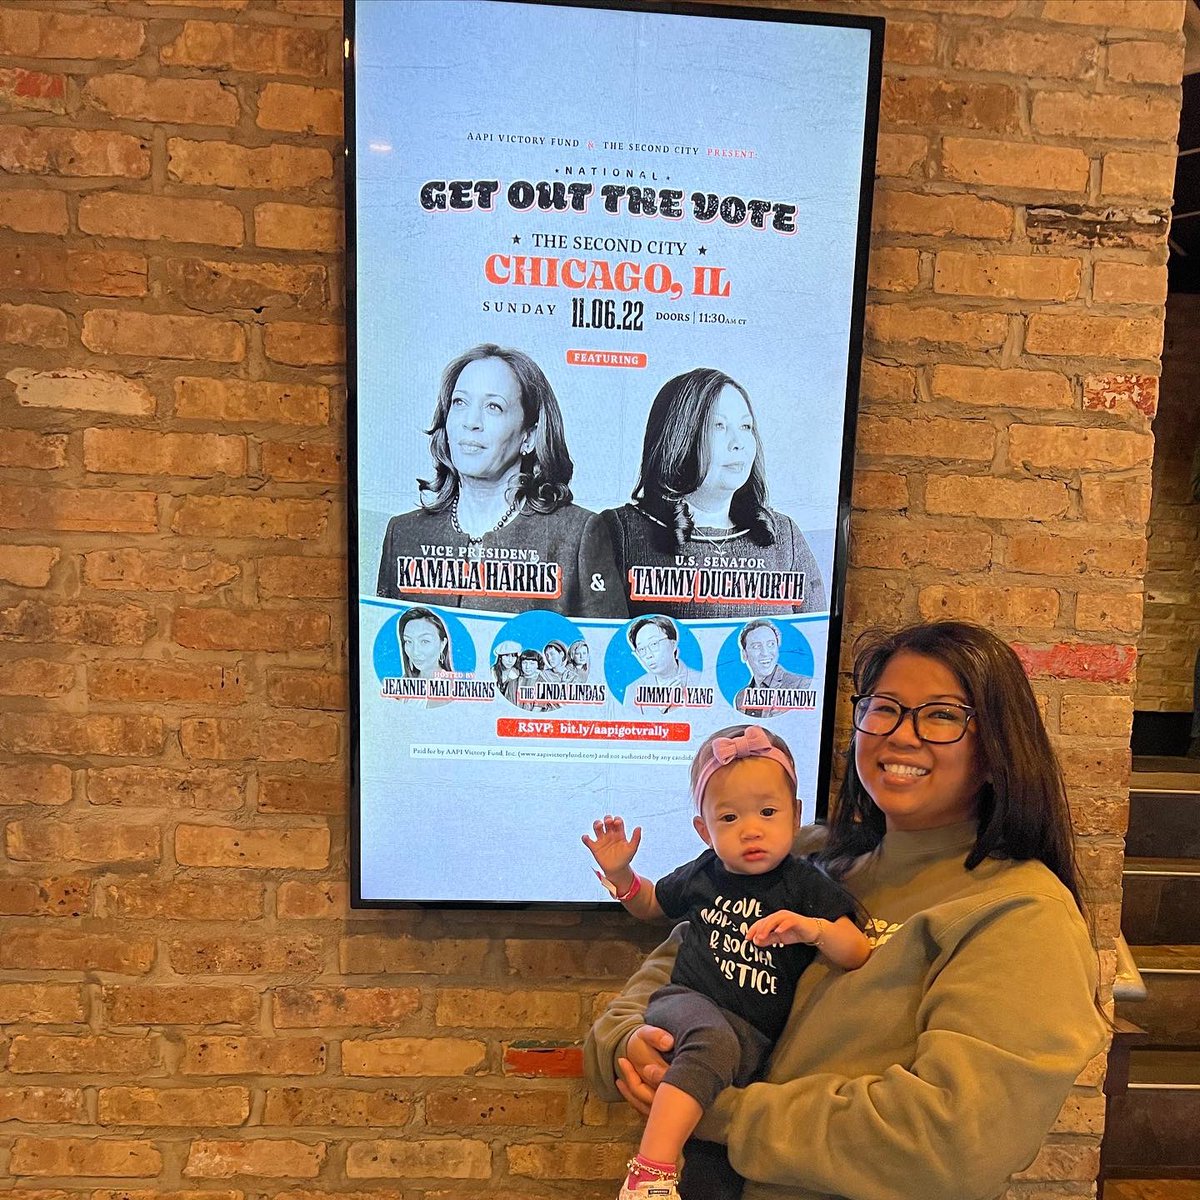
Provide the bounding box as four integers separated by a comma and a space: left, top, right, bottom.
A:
347, 0, 882, 905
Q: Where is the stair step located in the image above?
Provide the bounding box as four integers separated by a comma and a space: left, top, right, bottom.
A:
1104, 1181, 1200, 1198
1121, 871, 1200, 946
1119, 948, 1200, 1040
1135, 945, 1200, 973
1125, 859, 1200, 878
1127, 788, 1200, 859
1129, 1049, 1200, 1089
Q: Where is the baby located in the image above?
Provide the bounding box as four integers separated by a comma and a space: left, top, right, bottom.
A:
583, 724, 870, 1200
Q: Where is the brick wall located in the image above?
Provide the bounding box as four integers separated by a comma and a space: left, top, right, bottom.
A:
0, 0, 1183, 1195
1135, 294, 1200, 712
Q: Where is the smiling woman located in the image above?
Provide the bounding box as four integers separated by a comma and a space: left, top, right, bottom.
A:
375, 343, 627, 616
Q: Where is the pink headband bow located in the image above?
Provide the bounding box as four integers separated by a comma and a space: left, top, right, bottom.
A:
692, 725, 797, 808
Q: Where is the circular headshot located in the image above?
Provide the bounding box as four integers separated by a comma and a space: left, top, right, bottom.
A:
716, 619, 816, 717
605, 613, 704, 714
490, 610, 593, 711
373, 606, 476, 709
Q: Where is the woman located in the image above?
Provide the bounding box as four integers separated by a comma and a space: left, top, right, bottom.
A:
543, 640, 571, 683
567, 639, 590, 682
376, 344, 626, 618
586, 620, 1106, 1200
492, 639, 521, 704
396, 606, 453, 679
594, 368, 826, 620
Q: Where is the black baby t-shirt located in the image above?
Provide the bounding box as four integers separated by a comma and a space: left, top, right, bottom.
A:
655, 849, 857, 1040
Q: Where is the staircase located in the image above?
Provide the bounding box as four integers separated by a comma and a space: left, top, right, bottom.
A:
1100, 763, 1200, 1194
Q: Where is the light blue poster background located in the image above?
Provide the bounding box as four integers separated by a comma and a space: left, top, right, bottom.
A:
353, 1, 873, 903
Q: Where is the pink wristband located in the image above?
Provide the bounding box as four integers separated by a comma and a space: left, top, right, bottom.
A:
596, 870, 642, 902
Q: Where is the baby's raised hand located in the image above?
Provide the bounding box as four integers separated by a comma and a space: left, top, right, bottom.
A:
747, 909, 818, 947
581, 814, 642, 876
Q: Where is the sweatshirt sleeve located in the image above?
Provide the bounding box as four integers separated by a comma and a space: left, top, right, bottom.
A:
702, 892, 1106, 1200
583, 923, 684, 1103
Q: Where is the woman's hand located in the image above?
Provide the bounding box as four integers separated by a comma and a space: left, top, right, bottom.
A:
615, 1023, 673, 1116
581, 814, 642, 878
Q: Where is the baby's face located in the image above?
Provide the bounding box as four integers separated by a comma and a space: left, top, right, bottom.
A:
693, 757, 797, 875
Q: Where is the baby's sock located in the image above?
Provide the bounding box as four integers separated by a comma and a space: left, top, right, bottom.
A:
625, 1154, 678, 1188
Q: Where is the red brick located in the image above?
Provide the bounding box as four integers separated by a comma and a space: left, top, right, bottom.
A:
503, 1042, 585, 1077
0, 599, 154, 645
1060, 693, 1135, 738
6, 367, 156, 415
0, 983, 85, 1023
182, 1036, 325, 1076
105, 880, 264, 920
161, 21, 328, 76
0, 876, 89, 917
346, 1138, 490, 1180
505, 1140, 626, 1180
88, 661, 247, 706
175, 607, 329, 651
258, 774, 343, 815
263, 1087, 413, 1127
0, 762, 72, 806
858, 415, 994, 460
264, 320, 345, 365
0, 657, 74, 698
276, 880, 349, 918
172, 496, 328, 540
0, 1087, 85, 1123
84, 429, 246, 477
9, 1137, 160, 1178
1025, 312, 1162, 359
941, 138, 1089, 194
874, 133, 927, 179
83, 75, 239, 125
436, 989, 579, 1029
0, 127, 148, 178
165, 258, 329, 313
266, 668, 345, 710
257, 557, 344, 599
1108, 38, 1186, 84
0, 67, 66, 113
169, 139, 332, 189
1008, 424, 1153, 471
99, 1086, 249, 1127
0, 187, 67, 233
83, 549, 240, 594
1080, 477, 1151, 524
83, 309, 245, 363
79, 193, 243, 247
867, 304, 1008, 350
174, 376, 329, 424
934, 251, 1080, 300
176, 824, 330, 870
1082, 372, 1158, 418
87, 764, 244, 811
929, 365, 1071, 410
1014, 642, 1138, 683
0, 482, 157, 535
254, 204, 341, 256
504, 939, 653, 980
0, 429, 64, 470
104, 984, 257, 1028
272, 986, 419, 1028
866, 246, 920, 292
169, 935, 324, 976
0, 10, 145, 59
851, 471, 908, 511
883, 20, 937, 65
181, 716, 339, 764
257, 83, 342, 134
1007, 532, 1145, 577
1, 927, 153, 973
1032, 90, 1180, 141
0, 303, 68, 348
184, 1139, 325, 1180
0, 247, 147, 297
9, 1034, 163, 1074
0, 713, 164, 757
6, 821, 160, 866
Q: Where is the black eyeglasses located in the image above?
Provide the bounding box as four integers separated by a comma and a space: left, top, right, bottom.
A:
851, 694, 975, 744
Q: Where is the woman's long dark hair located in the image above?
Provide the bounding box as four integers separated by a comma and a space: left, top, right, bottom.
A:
820, 621, 1085, 915
632, 368, 772, 553
397, 606, 452, 677
419, 344, 574, 514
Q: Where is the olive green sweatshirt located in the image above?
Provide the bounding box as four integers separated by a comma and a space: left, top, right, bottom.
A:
585, 821, 1107, 1200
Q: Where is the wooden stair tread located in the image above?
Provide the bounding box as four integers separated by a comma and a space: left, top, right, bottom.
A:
1133, 945, 1200, 972
1124, 858, 1200, 876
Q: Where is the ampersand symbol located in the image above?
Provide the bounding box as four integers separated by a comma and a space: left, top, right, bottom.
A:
590, 573, 605, 592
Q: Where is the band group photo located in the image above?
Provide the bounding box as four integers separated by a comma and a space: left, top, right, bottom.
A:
371, 342, 829, 718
